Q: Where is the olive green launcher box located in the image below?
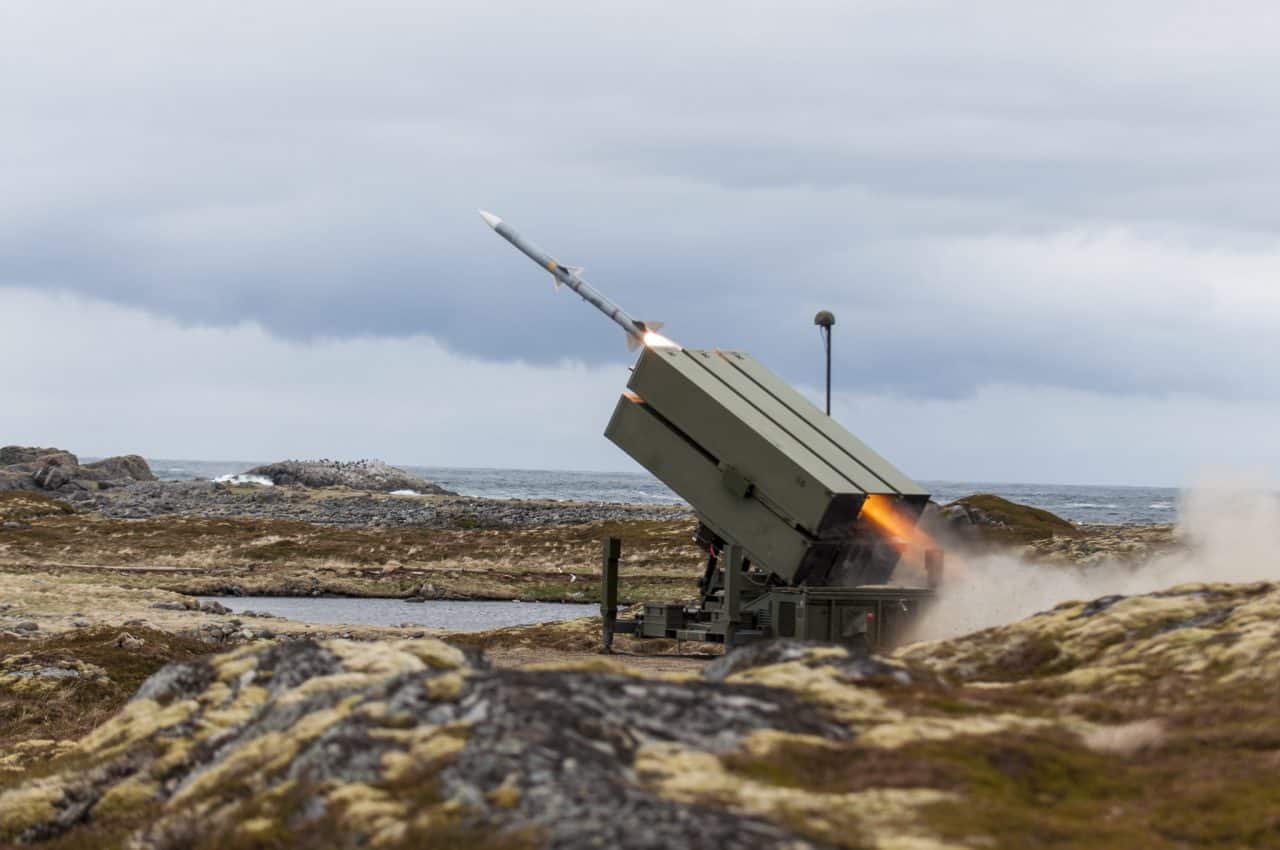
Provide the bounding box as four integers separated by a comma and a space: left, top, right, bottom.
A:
605, 346, 930, 586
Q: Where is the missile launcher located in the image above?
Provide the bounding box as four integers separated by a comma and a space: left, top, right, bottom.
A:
606, 346, 937, 649
481, 210, 939, 650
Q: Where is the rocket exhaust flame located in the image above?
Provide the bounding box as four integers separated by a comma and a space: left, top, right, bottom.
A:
859, 494, 946, 575
643, 330, 679, 349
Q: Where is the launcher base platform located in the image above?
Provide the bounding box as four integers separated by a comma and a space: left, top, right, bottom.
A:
629, 585, 932, 649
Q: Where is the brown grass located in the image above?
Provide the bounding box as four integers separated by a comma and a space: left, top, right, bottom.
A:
0, 627, 212, 752
0, 514, 703, 603
0, 492, 74, 522
919, 722, 1280, 849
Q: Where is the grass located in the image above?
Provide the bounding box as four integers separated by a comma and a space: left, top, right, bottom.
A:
0, 627, 212, 755
0, 492, 74, 522
722, 738, 956, 793
919, 724, 1280, 849
0, 514, 703, 604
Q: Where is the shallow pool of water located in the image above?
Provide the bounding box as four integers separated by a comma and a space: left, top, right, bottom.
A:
200, 596, 599, 632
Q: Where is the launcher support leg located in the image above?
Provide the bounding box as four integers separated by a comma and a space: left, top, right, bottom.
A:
724, 544, 744, 651
601, 537, 621, 653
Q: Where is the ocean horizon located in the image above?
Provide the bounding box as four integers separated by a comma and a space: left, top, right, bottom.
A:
140, 458, 1180, 525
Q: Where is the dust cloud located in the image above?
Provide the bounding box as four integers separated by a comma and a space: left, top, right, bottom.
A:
909, 476, 1280, 641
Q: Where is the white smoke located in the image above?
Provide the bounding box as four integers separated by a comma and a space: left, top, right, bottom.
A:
911, 475, 1280, 641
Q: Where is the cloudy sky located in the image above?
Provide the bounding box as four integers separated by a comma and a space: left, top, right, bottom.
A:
3, 0, 1279, 486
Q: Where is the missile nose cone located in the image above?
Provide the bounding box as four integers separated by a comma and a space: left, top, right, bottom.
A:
478, 209, 503, 229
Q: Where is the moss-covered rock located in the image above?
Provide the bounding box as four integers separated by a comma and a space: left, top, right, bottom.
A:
0, 636, 849, 849
934, 494, 1082, 547
4, 582, 1279, 849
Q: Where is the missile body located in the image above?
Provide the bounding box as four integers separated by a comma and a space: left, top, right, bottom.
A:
479, 210, 650, 346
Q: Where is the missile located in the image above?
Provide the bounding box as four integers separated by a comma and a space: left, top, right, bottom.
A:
479, 210, 661, 350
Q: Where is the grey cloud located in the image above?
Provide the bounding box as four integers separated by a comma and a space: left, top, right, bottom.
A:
3, 0, 1280, 404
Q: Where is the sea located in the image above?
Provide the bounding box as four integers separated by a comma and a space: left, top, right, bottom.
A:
148, 459, 1179, 525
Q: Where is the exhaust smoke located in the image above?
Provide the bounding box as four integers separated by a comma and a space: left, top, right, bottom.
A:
909, 474, 1280, 641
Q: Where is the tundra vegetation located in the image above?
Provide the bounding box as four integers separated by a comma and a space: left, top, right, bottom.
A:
0, 582, 1277, 848
0, 491, 1173, 604
7, 458, 1264, 848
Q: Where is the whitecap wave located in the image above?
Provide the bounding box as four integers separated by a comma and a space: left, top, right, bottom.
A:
214, 473, 275, 487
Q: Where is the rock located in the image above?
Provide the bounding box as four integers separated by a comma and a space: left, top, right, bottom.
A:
927, 493, 1081, 547
12, 621, 39, 632
149, 601, 189, 611
29, 666, 81, 680
34, 451, 79, 469
78, 454, 157, 483
0, 470, 36, 492
0, 446, 74, 466
31, 463, 71, 491
113, 632, 145, 650
0, 637, 845, 848
705, 638, 913, 684
198, 600, 231, 615
70, 618, 91, 628
243, 458, 456, 494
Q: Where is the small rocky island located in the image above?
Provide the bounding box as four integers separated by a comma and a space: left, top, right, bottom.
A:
243, 458, 455, 494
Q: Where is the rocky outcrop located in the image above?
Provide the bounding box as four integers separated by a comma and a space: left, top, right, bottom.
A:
30, 458, 74, 491
0, 447, 68, 466
79, 455, 157, 483
0, 637, 848, 848
4, 581, 1279, 848
243, 459, 455, 495
925, 492, 1082, 547
0, 446, 157, 494
0, 448, 78, 493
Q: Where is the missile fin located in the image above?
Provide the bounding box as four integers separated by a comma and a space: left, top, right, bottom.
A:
625, 333, 643, 352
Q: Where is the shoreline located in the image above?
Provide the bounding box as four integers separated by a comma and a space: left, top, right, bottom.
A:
1, 483, 1181, 610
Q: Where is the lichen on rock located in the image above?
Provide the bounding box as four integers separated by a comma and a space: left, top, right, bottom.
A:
2, 635, 847, 849
4, 581, 1280, 849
